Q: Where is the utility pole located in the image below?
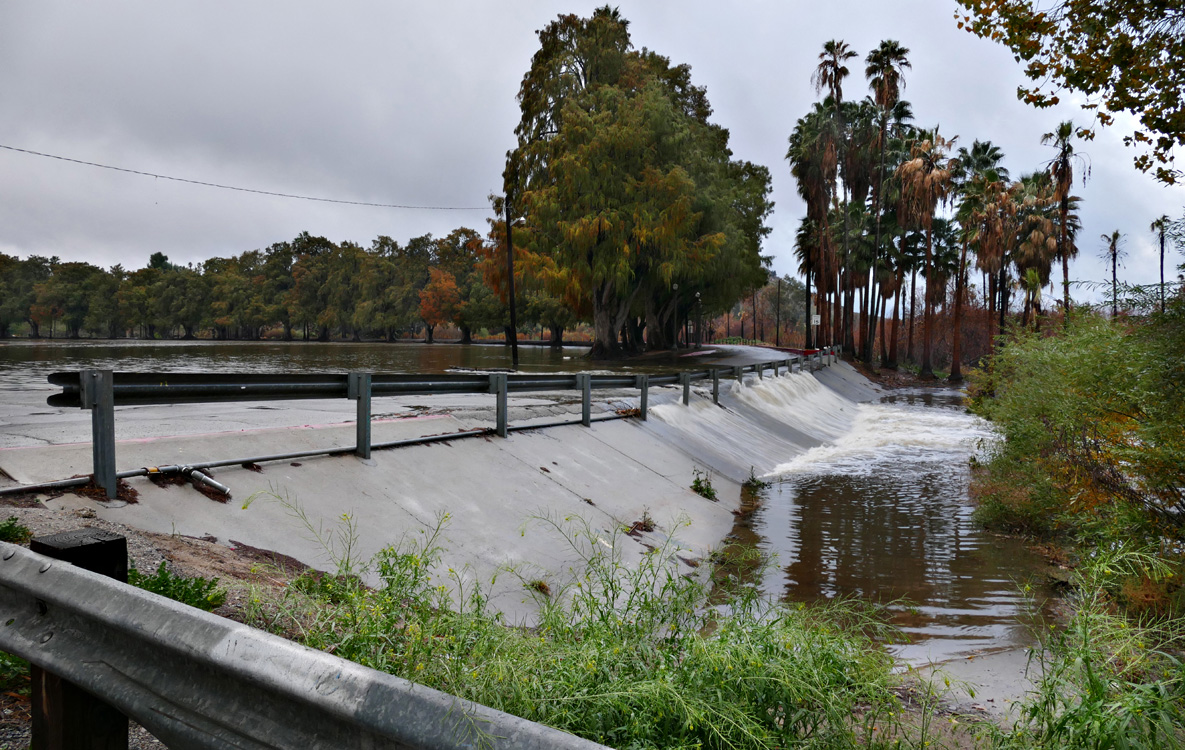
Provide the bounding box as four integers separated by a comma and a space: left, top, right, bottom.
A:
503, 198, 519, 369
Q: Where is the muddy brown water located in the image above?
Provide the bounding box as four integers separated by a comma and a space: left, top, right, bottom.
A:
731, 388, 1051, 666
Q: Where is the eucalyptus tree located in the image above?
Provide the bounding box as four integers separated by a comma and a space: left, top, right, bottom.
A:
92, 266, 127, 338
1100, 230, 1126, 318
506, 7, 771, 357
864, 40, 912, 363
897, 130, 957, 378
1042, 120, 1089, 319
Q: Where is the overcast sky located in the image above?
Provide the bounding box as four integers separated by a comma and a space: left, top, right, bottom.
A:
1, 1, 1181, 304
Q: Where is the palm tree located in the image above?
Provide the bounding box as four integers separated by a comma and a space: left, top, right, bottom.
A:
950, 141, 1008, 381
812, 39, 857, 104
1041, 121, 1089, 321
864, 40, 911, 365
811, 41, 861, 354
897, 130, 956, 379
1100, 230, 1125, 318
1151, 215, 1170, 314
787, 105, 841, 347
1012, 172, 1058, 328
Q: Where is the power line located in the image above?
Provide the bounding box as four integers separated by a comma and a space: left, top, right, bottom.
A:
0, 143, 491, 211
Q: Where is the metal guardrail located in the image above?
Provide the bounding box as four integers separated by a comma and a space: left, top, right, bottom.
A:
0, 540, 610, 749
32, 346, 839, 499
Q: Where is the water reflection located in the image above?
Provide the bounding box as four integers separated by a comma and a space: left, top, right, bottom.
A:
750, 389, 1047, 664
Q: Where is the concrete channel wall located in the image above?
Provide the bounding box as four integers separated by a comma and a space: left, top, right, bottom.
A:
0, 359, 880, 621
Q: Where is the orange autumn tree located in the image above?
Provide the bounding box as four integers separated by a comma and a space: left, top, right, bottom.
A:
418, 268, 461, 343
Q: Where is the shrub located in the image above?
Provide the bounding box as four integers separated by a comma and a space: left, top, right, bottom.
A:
0, 516, 31, 544
988, 548, 1185, 749
690, 468, 718, 501
251, 514, 903, 749
129, 561, 227, 611
968, 310, 1185, 545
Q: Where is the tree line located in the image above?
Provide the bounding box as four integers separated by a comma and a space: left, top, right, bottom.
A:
0, 228, 581, 343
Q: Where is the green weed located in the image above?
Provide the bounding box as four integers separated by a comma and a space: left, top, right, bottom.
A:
0, 516, 31, 544
0, 652, 29, 698
690, 468, 718, 501
250, 513, 904, 749
742, 466, 770, 492
129, 561, 227, 611
988, 547, 1185, 749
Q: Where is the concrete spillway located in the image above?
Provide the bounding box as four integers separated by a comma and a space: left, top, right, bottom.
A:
0, 362, 880, 621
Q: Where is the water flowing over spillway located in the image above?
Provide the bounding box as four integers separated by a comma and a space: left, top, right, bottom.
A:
649, 372, 1043, 667
646, 372, 863, 480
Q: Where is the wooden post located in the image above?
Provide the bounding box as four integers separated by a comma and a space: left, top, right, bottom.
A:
29, 530, 129, 750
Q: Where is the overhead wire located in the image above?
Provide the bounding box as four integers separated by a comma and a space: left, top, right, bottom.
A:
0, 143, 490, 211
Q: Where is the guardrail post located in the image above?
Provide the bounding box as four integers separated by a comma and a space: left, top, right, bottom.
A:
80, 370, 117, 499
488, 374, 508, 437
29, 529, 129, 750
347, 372, 372, 459
576, 374, 591, 427
679, 372, 691, 406
712, 370, 720, 404
734, 366, 744, 384
635, 374, 649, 420
757, 362, 764, 380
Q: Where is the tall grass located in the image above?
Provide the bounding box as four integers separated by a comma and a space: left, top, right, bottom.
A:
990, 548, 1185, 749
248, 512, 905, 749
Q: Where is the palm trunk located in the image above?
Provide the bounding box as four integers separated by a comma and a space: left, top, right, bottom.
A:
1059, 201, 1070, 324
804, 255, 812, 349
949, 236, 968, 382
907, 267, 917, 362
1160, 231, 1166, 314
866, 115, 887, 363
920, 228, 935, 379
